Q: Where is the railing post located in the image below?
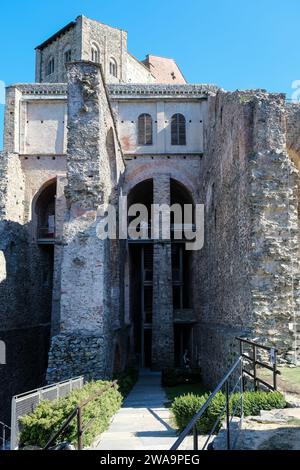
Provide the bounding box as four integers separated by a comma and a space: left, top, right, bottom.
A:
253, 344, 257, 391
225, 381, 230, 450
77, 407, 83, 450
272, 349, 277, 391
193, 425, 198, 450
240, 357, 244, 422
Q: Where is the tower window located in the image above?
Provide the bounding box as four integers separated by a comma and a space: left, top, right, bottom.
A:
171, 113, 186, 145
46, 57, 55, 76
91, 44, 100, 63
109, 58, 118, 77
138, 113, 153, 146
64, 49, 72, 64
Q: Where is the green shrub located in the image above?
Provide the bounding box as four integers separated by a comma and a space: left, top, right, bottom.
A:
114, 367, 139, 397
172, 391, 225, 434
19, 380, 122, 449
172, 390, 286, 435
231, 391, 286, 417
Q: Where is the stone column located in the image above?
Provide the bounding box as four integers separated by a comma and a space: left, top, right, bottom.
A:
47, 61, 117, 383
152, 174, 174, 369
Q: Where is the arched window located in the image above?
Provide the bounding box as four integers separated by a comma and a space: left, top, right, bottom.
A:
109, 58, 118, 77
91, 43, 100, 63
64, 49, 72, 64
46, 57, 55, 76
138, 114, 153, 146
171, 113, 186, 145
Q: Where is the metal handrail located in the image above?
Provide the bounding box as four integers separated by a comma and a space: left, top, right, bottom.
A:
236, 336, 278, 352
170, 356, 242, 450
236, 337, 279, 391
171, 338, 280, 451
43, 380, 118, 450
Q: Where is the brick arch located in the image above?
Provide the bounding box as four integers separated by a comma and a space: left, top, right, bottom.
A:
124, 164, 198, 202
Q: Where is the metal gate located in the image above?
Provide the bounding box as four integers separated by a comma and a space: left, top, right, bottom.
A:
11, 376, 84, 449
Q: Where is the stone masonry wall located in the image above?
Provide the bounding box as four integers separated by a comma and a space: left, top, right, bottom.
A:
47, 61, 125, 383
0, 151, 52, 423
250, 95, 300, 363
152, 174, 174, 369
197, 90, 300, 388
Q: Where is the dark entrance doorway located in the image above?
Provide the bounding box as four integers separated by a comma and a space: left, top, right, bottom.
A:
174, 324, 193, 368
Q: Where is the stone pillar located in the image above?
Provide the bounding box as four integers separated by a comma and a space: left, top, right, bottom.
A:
47, 61, 117, 383
152, 174, 174, 369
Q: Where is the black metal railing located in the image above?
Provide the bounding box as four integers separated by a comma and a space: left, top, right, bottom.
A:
236, 337, 279, 391
170, 356, 244, 451
170, 338, 279, 451
43, 381, 118, 450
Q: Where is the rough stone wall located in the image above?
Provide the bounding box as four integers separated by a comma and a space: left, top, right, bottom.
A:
250, 95, 300, 362
3, 87, 22, 153
81, 16, 127, 84
36, 19, 82, 83
152, 175, 174, 369
0, 151, 52, 423
197, 90, 300, 387
47, 61, 125, 383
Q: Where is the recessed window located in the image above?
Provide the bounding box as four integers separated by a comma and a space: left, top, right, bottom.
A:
91, 44, 100, 63
46, 57, 55, 76
64, 49, 72, 64
138, 113, 153, 146
171, 113, 186, 145
109, 58, 117, 77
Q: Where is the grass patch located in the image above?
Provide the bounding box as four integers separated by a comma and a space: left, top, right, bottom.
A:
258, 366, 300, 394
164, 382, 208, 406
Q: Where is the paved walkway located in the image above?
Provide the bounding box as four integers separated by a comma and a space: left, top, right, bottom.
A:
95, 370, 179, 450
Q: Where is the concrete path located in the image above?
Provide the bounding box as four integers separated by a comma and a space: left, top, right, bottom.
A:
95, 370, 179, 450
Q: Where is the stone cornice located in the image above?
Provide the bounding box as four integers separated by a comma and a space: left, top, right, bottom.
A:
107, 83, 219, 98
8, 82, 219, 99
13, 83, 67, 95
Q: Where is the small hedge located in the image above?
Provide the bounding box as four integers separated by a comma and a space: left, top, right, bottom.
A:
19, 380, 122, 449
172, 390, 286, 434
113, 367, 139, 397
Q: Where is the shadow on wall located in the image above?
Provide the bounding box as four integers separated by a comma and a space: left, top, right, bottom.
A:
0, 220, 52, 424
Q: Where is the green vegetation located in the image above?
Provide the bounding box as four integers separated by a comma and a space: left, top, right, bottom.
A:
165, 382, 208, 404
113, 367, 139, 397
171, 391, 286, 434
258, 366, 300, 394
19, 369, 138, 449
19, 380, 122, 448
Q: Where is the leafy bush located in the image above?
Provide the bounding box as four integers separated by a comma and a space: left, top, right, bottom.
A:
231, 391, 286, 417
114, 367, 139, 397
162, 368, 201, 387
19, 380, 122, 449
171, 391, 224, 434
172, 390, 286, 434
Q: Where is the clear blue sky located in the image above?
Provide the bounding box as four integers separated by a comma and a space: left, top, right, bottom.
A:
1, 0, 300, 149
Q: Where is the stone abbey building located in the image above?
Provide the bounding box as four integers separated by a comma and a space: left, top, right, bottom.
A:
1, 15, 300, 422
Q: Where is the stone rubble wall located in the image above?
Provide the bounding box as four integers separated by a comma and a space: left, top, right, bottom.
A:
250, 94, 300, 362
197, 90, 300, 388
46, 61, 126, 383
0, 150, 52, 423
